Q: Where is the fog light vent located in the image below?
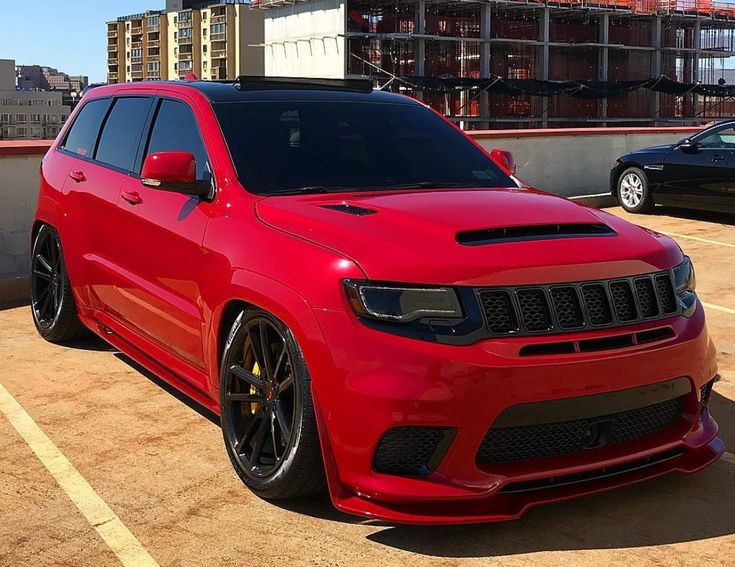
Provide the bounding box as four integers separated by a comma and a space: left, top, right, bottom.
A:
373, 427, 454, 477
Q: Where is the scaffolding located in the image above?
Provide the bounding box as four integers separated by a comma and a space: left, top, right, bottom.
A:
254, 0, 735, 128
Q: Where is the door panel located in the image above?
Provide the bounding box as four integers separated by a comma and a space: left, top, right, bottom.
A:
112, 178, 210, 372
107, 97, 214, 378
661, 125, 735, 210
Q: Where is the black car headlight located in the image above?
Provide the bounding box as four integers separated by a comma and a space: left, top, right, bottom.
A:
673, 256, 697, 315
344, 280, 463, 323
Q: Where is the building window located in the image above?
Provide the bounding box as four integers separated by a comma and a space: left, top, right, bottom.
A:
203, 61, 208, 70
203, 28, 207, 38
16, 114, 27, 124
203, 45, 208, 53
30, 113, 40, 123
147, 16, 159, 27
0, 114, 9, 123
148, 62, 160, 73
17, 127, 28, 137
180, 28, 192, 39
174, 31, 178, 41
211, 23, 226, 35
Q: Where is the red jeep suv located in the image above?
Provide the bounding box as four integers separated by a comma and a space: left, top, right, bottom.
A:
33, 77, 723, 524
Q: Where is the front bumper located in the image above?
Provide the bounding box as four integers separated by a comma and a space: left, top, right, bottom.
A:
307, 300, 723, 524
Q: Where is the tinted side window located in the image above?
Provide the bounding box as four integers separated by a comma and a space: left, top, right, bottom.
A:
62, 98, 111, 158
145, 100, 209, 180
95, 97, 152, 172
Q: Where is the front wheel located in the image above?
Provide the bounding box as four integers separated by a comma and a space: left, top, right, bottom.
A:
219, 309, 325, 499
617, 167, 654, 214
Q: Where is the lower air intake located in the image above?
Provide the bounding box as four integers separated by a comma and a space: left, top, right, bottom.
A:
373, 426, 454, 476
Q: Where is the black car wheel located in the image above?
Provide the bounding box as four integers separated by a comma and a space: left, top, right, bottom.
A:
617, 167, 654, 214
220, 308, 325, 499
30, 225, 88, 343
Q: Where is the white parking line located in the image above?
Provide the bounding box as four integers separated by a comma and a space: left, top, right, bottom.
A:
723, 452, 735, 466
660, 230, 735, 249
702, 301, 735, 316
0, 382, 159, 567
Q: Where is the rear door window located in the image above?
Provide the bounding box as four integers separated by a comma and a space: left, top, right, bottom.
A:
144, 99, 210, 181
61, 98, 111, 158
95, 97, 153, 172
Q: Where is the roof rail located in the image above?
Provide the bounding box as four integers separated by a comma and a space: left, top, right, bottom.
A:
233, 76, 373, 93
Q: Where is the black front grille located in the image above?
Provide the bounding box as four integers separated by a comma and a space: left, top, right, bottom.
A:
476, 395, 686, 464
478, 271, 679, 337
373, 427, 454, 476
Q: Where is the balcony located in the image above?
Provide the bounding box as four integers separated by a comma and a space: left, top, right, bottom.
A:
211, 32, 227, 41
108, 72, 119, 80
131, 57, 143, 64
147, 25, 160, 33
108, 30, 119, 37
179, 36, 193, 45
131, 26, 143, 34
148, 39, 160, 48
211, 49, 227, 58
179, 51, 193, 60
212, 14, 227, 24
108, 57, 118, 64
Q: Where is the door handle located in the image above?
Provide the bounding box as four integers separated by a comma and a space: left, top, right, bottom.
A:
121, 190, 143, 205
68, 170, 86, 182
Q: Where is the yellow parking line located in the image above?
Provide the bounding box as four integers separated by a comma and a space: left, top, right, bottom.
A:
702, 301, 735, 316
0, 382, 159, 567
660, 230, 735, 249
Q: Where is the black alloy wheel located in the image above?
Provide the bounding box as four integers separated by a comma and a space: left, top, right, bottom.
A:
30, 225, 88, 342
220, 310, 325, 498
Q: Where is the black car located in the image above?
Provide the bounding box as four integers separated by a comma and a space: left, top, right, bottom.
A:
611, 120, 735, 214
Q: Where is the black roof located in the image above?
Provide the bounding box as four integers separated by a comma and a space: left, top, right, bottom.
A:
175, 77, 418, 104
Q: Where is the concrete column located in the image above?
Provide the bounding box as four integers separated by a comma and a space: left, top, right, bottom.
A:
651, 16, 662, 126
540, 8, 550, 128
414, 0, 426, 101
479, 2, 492, 129
598, 13, 609, 125
692, 19, 701, 117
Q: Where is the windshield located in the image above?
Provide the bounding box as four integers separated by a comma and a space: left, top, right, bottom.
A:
214, 100, 516, 195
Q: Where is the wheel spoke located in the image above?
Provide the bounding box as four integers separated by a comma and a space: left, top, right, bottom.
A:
276, 374, 293, 396
259, 321, 275, 379
33, 269, 51, 281
36, 254, 53, 274
270, 416, 280, 460
40, 287, 54, 316
247, 325, 266, 373
250, 407, 272, 466
226, 391, 261, 403
229, 364, 265, 390
273, 400, 291, 440
272, 342, 288, 381
235, 410, 262, 454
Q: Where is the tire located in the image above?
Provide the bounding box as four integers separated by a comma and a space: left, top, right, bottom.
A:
219, 308, 326, 500
30, 225, 88, 343
616, 167, 654, 214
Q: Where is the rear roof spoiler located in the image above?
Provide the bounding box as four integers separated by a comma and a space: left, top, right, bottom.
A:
233, 76, 373, 93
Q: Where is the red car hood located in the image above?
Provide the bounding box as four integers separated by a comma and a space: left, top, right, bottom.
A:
255, 188, 682, 286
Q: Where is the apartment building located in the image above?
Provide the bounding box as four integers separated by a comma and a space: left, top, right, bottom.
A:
0, 60, 70, 140
107, 1, 263, 84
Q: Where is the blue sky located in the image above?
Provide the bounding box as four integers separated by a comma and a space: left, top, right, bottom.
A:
0, 1, 166, 83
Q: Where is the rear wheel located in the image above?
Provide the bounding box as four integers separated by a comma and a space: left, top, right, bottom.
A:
220, 308, 325, 499
617, 167, 654, 214
30, 225, 88, 343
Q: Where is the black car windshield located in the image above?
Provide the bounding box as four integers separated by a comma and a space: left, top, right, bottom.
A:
214, 100, 516, 195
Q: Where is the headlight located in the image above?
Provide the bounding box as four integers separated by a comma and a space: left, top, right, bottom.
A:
344, 280, 463, 323
673, 256, 697, 315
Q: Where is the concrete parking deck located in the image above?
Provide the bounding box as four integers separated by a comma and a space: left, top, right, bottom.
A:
0, 206, 733, 566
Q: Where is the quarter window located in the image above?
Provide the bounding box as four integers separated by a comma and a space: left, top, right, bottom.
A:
61, 98, 111, 157
95, 97, 152, 171
145, 99, 209, 181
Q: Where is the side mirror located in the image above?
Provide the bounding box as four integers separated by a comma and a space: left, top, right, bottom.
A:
490, 148, 517, 175
141, 151, 210, 197
678, 139, 700, 153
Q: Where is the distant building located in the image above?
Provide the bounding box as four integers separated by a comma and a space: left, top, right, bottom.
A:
0, 59, 70, 140
16, 65, 89, 94
107, 0, 264, 84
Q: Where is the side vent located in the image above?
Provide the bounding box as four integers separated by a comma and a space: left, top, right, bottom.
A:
320, 203, 377, 216
457, 223, 615, 246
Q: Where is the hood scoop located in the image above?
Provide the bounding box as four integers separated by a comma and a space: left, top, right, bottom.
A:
457, 223, 616, 246
320, 203, 378, 216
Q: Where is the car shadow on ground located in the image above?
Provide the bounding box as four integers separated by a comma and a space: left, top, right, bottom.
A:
113, 352, 220, 426
651, 206, 735, 227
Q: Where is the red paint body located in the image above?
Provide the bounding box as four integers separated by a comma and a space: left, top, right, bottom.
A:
35, 82, 723, 524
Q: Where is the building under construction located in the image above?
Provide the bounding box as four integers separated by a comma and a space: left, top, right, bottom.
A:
253, 0, 735, 128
